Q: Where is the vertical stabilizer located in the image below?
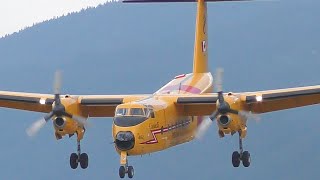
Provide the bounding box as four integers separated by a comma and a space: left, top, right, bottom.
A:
193, 0, 208, 73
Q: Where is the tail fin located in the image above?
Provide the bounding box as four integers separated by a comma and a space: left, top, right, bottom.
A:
193, 0, 208, 73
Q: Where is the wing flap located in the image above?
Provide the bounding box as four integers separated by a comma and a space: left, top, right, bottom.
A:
79, 95, 149, 117
176, 94, 217, 116
80, 98, 123, 106
177, 96, 218, 104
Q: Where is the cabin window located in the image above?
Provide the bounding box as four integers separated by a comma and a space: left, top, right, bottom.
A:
130, 108, 144, 116
115, 108, 128, 116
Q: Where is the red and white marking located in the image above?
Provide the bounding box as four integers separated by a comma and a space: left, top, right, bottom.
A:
174, 74, 186, 79
140, 120, 192, 145
202, 41, 207, 52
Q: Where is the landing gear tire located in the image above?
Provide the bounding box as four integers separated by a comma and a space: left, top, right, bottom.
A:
128, 166, 134, 179
242, 151, 251, 167
79, 153, 89, 169
70, 153, 78, 169
232, 151, 241, 167
70, 140, 89, 169
119, 166, 126, 179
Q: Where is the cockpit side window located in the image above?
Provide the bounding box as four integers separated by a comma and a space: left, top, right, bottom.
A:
144, 108, 155, 118
115, 108, 128, 116
144, 108, 149, 117
149, 109, 155, 118
130, 108, 144, 116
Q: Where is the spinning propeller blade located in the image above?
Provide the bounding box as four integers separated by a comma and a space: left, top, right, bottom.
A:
54, 70, 62, 95
26, 71, 88, 137
196, 117, 213, 140
214, 68, 224, 93
26, 118, 47, 137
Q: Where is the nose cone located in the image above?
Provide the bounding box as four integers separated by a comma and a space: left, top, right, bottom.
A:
115, 131, 135, 151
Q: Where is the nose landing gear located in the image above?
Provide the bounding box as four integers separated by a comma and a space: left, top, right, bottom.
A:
119, 151, 134, 178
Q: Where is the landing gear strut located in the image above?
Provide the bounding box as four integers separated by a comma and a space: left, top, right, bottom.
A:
119, 151, 134, 178
70, 140, 89, 169
232, 132, 251, 167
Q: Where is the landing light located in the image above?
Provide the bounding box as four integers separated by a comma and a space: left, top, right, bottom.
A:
256, 96, 263, 102
39, 99, 46, 105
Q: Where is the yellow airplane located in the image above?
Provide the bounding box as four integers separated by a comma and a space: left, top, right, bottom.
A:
1, 0, 319, 179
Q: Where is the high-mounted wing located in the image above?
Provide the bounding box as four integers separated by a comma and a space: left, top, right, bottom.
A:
243, 85, 320, 113
175, 85, 320, 116
0, 91, 149, 117
0, 91, 54, 113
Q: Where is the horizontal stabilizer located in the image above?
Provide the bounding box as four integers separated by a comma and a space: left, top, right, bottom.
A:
123, 0, 251, 3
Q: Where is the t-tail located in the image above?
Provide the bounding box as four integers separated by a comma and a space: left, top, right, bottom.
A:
123, 0, 251, 73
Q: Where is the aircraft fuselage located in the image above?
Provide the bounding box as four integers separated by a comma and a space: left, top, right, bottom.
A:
112, 73, 213, 155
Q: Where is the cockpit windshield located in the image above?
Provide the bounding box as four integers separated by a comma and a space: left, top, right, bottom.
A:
114, 106, 155, 127
115, 106, 155, 118
130, 108, 144, 116
115, 108, 128, 116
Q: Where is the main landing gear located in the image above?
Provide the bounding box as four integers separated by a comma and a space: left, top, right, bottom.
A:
119, 151, 134, 179
70, 140, 89, 169
232, 132, 251, 168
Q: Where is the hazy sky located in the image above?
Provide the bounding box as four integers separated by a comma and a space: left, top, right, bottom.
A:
0, 0, 118, 37
0, 1, 320, 179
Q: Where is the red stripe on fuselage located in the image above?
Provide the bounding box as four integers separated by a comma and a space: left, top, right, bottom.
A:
140, 120, 192, 145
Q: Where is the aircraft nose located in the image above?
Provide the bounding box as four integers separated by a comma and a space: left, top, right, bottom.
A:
115, 131, 135, 151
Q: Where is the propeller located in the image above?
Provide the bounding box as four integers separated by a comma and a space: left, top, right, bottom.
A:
196, 68, 229, 139
26, 71, 87, 137
209, 68, 239, 121
196, 68, 260, 140
209, 68, 260, 122
238, 111, 261, 123
196, 117, 213, 140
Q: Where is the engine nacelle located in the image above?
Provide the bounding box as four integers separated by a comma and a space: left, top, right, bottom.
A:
53, 117, 66, 129
217, 114, 232, 127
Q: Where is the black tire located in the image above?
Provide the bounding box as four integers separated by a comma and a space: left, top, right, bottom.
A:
119, 166, 126, 179
242, 151, 251, 167
128, 166, 134, 179
232, 151, 240, 167
79, 153, 89, 169
70, 153, 78, 169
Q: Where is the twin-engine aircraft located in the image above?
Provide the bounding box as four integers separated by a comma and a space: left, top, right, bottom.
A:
1, 0, 319, 179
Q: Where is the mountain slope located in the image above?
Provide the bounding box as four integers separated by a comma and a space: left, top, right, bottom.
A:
0, 1, 320, 180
